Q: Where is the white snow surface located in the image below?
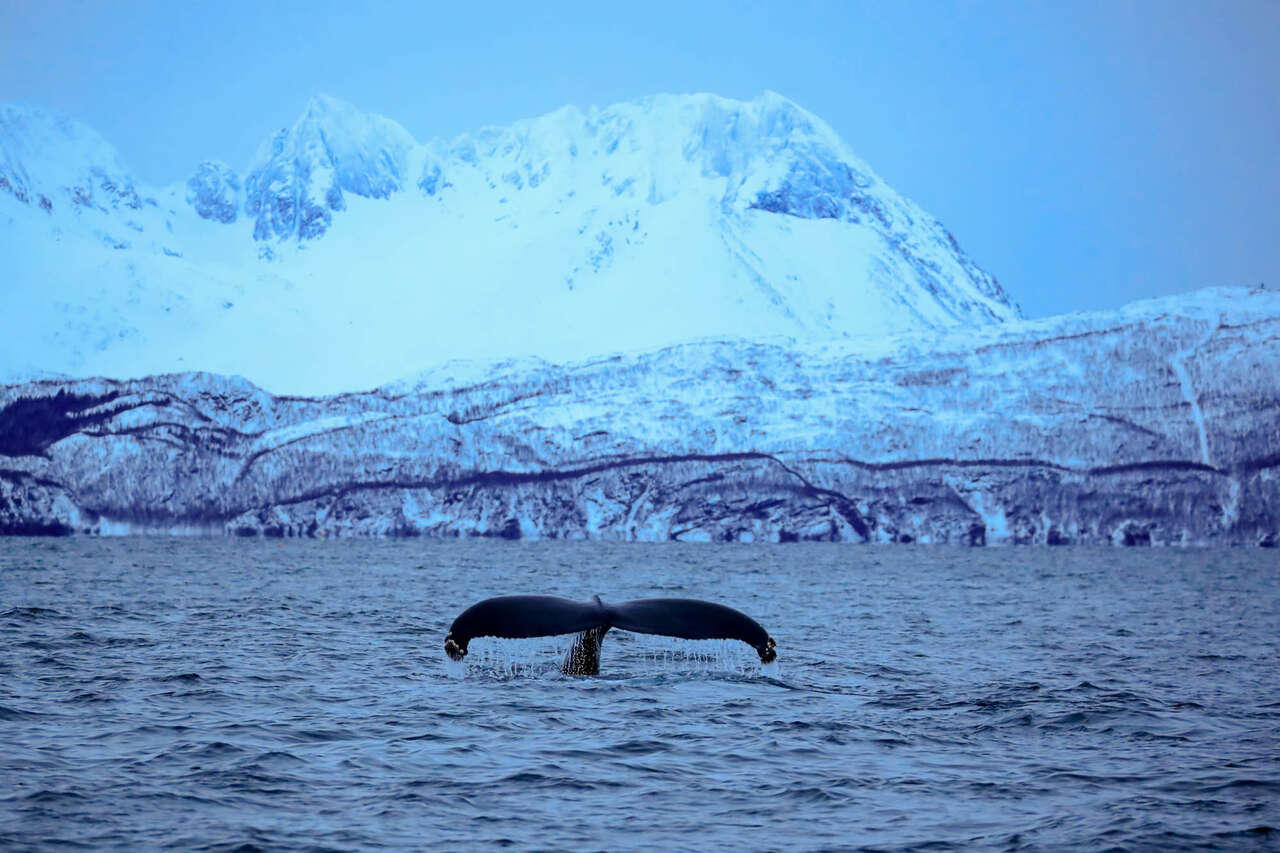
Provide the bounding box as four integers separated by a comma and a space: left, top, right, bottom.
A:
1, 92, 1018, 395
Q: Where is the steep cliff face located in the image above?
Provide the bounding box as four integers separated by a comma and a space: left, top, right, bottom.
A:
1, 92, 1017, 394
2, 288, 1275, 545
243, 94, 415, 241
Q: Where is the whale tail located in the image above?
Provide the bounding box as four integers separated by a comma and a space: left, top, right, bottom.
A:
444, 594, 776, 675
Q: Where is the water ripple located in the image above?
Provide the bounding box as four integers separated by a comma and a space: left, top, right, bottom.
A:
0, 539, 1276, 851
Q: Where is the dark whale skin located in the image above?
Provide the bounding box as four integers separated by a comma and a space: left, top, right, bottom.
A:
444, 595, 776, 672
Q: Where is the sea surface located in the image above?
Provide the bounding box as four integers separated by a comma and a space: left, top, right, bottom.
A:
1, 539, 1277, 851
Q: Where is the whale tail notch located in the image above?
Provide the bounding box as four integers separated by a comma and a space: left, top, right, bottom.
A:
443, 594, 777, 674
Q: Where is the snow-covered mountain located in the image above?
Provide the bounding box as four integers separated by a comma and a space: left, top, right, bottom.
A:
9, 94, 1272, 546
0, 93, 1017, 394
2, 287, 1276, 545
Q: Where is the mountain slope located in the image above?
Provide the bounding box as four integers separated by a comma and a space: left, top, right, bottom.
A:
0, 93, 1018, 394
2, 287, 1275, 545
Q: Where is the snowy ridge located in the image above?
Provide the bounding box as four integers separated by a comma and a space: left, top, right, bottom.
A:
2, 92, 1017, 394
2, 286, 1276, 545
0, 104, 143, 215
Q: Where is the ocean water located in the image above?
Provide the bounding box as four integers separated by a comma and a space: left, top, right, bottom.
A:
1, 539, 1277, 852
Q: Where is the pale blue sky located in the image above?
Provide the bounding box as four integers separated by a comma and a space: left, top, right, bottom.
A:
3, 0, 1276, 318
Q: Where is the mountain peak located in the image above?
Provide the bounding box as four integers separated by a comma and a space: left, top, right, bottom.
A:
3, 91, 1020, 393
292, 93, 411, 139
242, 94, 416, 240
302, 92, 351, 116
231, 91, 869, 242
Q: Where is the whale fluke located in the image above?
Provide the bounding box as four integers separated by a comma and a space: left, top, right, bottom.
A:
444, 594, 777, 675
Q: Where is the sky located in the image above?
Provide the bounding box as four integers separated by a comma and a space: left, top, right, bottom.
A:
2, 0, 1276, 319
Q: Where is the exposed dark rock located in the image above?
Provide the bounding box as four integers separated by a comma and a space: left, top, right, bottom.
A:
0, 519, 72, 536
1120, 523, 1152, 547
186, 160, 240, 223
0, 390, 126, 457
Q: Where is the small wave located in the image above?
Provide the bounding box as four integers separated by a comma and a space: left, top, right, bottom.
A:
181, 767, 306, 796
397, 731, 446, 742
182, 838, 272, 852
1116, 728, 1191, 743
241, 672, 299, 683
186, 609, 225, 621
251, 750, 304, 764
1036, 704, 1165, 732
603, 738, 668, 756
130, 723, 192, 736
1101, 826, 1279, 851
494, 770, 621, 792
0, 704, 48, 721
755, 675, 862, 696
1199, 778, 1280, 794
153, 672, 202, 683
862, 690, 935, 709
67, 691, 114, 704
282, 727, 356, 744
185, 741, 250, 759
778, 784, 853, 804
971, 710, 1036, 731
131, 740, 251, 767
1038, 710, 1109, 729
103, 635, 155, 648
0, 606, 63, 620
1043, 770, 1158, 787
7, 789, 88, 804
151, 688, 226, 702
128, 790, 221, 807
625, 707, 669, 720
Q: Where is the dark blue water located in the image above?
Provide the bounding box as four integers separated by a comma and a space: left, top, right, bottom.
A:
1, 539, 1277, 851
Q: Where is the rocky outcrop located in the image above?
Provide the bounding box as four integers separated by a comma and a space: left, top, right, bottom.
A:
185, 160, 240, 223
2, 288, 1276, 544
243, 95, 415, 241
